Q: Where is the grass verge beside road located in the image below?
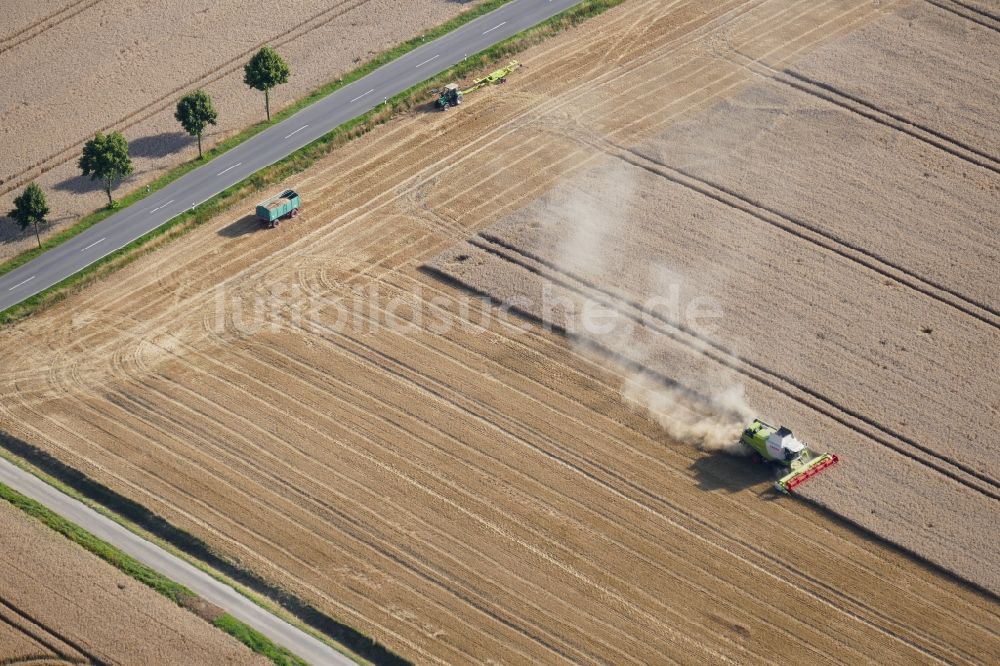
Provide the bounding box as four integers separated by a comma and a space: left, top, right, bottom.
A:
0, 0, 624, 325
0, 481, 309, 666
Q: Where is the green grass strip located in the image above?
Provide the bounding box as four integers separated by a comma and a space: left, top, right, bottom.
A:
0, 0, 624, 326
0, 481, 310, 666
214, 614, 310, 666
0, 0, 514, 281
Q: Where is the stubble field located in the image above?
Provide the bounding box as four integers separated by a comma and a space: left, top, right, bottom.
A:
1, 0, 998, 663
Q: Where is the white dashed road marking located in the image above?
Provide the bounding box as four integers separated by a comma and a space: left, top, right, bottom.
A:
149, 199, 174, 214
8, 276, 34, 291
350, 89, 375, 103
483, 21, 506, 34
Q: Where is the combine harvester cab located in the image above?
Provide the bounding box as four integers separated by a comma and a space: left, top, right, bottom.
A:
256, 189, 301, 228
740, 419, 839, 494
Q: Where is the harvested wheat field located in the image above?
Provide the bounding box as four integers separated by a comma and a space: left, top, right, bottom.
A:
0, 499, 267, 665
0, 0, 486, 258
1, 0, 999, 663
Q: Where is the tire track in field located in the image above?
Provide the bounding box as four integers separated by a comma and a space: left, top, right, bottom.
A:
733, 53, 1000, 176
326, 271, 995, 663
0, 597, 100, 665
374, 270, 1000, 647
280, 308, 954, 664
604, 0, 892, 140
922, 0, 1000, 31
0, 0, 376, 193
0, 0, 104, 56
223, 330, 856, 660
221, 248, 952, 660
781, 68, 1000, 167
465, 233, 1000, 500
597, 135, 1000, 328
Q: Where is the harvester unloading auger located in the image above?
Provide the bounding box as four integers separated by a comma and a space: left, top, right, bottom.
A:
434, 60, 522, 110
740, 419, 839, 494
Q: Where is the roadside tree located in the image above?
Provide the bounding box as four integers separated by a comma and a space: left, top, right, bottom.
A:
79, 132, 134, 207
175, 90, 218, 159
8, 182, 49, 248
244, 46, 290, 121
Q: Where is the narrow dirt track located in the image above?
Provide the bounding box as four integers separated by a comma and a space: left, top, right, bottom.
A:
1, 1, 998, 663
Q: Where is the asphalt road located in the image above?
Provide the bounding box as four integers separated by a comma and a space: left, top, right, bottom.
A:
0, 0, 584, 313
0, 455, 354, 665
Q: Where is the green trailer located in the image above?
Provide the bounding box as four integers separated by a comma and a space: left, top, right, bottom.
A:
256, 189, 300, 228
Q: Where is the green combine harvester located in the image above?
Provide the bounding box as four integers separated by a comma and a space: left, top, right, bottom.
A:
740, 419, 839, 494
435, 60, 522, 110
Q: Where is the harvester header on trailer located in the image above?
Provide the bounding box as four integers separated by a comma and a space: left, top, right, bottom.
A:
434, 60, 523, 109
740, 419, 839, 493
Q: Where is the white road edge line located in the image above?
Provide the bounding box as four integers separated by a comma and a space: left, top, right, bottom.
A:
216, 162, 242, 176
81, 238, 106, 252
415, 54, 440, 68
149, 199, 174, 214
283, 125, 308, 140
483, 21, 507, 34
350, 88, 375, 103
8, 275, 34, 291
